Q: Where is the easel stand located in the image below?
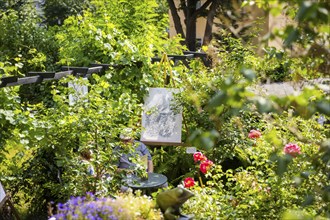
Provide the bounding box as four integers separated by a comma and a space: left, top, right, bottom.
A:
0, 183, 20, 220
0, 196, 20, 220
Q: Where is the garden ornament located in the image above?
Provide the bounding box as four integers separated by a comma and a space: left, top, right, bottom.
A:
156, 187, 194, 220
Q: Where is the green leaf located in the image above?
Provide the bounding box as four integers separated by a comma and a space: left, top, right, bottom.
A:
255, 97, 274, 113
208, 91, 226, 108
241, 68, 256, 82
316, 101, 330, 116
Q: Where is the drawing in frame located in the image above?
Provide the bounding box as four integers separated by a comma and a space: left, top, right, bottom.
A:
140, 88, 182, 145
0, 182, 5, 205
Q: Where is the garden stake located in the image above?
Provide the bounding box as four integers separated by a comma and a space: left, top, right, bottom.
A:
198, 171, 204, 188
159, 52, 191, 140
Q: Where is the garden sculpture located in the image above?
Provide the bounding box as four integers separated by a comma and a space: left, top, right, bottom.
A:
156, 187, 194, 220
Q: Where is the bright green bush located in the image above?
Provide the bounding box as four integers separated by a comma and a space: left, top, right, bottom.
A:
0, 4, 59, 75
11, 74, 147, 217
56, 0, 183, 67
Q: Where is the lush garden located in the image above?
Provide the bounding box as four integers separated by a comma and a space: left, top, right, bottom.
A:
0, 0, 329, 219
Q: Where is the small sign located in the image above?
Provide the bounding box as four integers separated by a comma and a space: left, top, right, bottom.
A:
186, 147, 196, 154
68, 77, 88, 105
0, 182, 6, 204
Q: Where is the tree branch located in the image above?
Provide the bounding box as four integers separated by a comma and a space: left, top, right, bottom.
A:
167, 0, 185, 38
193, 0, 214, 19
203, 0, 221, 45
180, 0, 187, 18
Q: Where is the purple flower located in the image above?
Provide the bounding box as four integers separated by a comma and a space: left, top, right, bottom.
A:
110, 215, 118, 220
53, 193, 118, 219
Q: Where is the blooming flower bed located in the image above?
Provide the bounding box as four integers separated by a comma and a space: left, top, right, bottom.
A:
51, 192, 162, 220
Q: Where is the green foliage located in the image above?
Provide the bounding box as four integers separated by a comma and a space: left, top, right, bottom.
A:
0, 1, 329, 219
0, 0, 25, 11
216, 35, 256, 73
0, 87, 21, 163
216, 36, 325, 83
244, 0, 330, 76
55, 0, 180, 67
43, 0, 91, 26
11, 75, 147, 217
0, 5, 59, 75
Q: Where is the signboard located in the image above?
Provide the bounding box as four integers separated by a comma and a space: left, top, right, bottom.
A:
141, 88, 182, 144
186, 147, 197, 154
68, 77, 88, 105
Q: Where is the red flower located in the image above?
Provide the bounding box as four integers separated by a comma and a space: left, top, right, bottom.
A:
248, 130, 261, 139
184, 177, 195, 188
193, 152, 207, 162
200, 160, 213, 174
284, 143, 301, 157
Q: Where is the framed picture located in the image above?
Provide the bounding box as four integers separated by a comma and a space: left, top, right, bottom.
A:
0, 182, 5, 205
140, 88, 182, 145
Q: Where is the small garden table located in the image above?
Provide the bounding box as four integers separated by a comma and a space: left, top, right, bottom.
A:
126, 173, 167, 194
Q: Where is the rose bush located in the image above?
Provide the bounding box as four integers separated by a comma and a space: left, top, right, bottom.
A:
181, 113, 329, 219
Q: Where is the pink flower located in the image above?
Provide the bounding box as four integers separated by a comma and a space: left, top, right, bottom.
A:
183, 177, 195, 188
248, 130, 262, 139
200, 160, 213, 174
283, 143, 301, 157
193, 152, 207, 163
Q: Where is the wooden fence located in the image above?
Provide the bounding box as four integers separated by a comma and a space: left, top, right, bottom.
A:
0, 52, 209, 88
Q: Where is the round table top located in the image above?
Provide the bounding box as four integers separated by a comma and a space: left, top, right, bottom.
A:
126, 173, 167, 189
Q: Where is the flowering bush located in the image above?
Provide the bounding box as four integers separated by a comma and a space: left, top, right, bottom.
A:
183, 152, 214, 189
193, 152, 213, 174
283, 143, 301, 157
181, 113, 329, 219
52, 192, 162, 220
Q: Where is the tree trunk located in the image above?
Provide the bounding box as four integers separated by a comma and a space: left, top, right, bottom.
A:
167, 0, 218, 51
203, 0, 221, 45
186, 19, 197, 51
186, 0, 198, 51
167, 0, 185, 38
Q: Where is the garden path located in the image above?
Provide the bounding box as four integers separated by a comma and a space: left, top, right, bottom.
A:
250, 78, 330, 97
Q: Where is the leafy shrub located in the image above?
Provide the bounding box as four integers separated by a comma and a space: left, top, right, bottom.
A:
0, 5, 59, 75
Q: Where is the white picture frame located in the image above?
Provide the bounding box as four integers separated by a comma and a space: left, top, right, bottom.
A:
141, 88, 182, 145
0, 182, 6, 205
